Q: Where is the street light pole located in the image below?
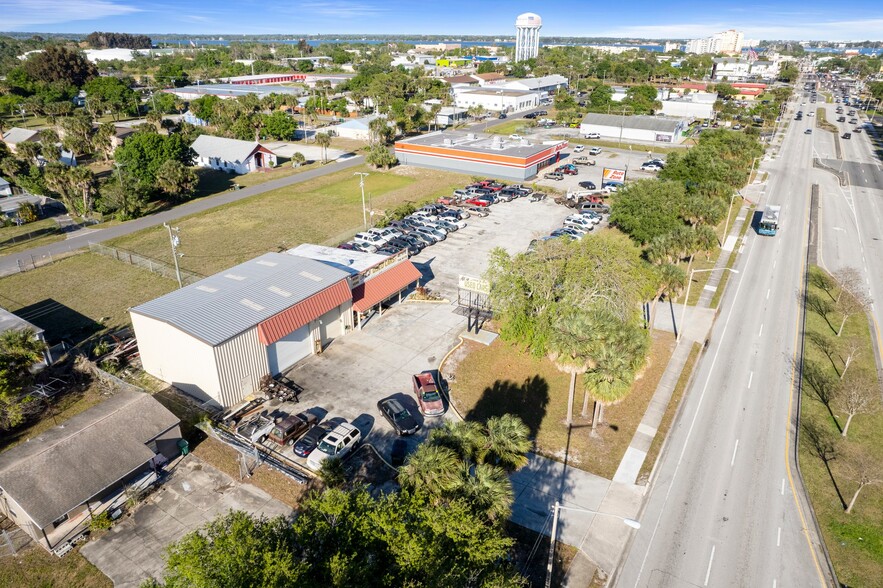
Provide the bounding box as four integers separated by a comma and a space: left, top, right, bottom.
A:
354, 172, 369, 228
677, 267, 739, 342
720, 190, 741, 247
163, 222, 183, 288
545, 501, 640, 588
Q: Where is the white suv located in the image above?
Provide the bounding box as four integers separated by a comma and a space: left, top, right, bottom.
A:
306, 422, 361, 470
353, 232, 383, 251
584, 133, 601, 139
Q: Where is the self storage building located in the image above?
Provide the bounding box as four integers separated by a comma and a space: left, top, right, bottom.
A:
130, 252, 354, 407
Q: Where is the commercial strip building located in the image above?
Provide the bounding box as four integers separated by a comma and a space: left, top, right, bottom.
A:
164, 84, 303, 101
712, 58, 780, 82
659, 93, 716, 119
394, 130, 568, 181
131, 250, 422, 407
579, 113, 688, 144
454, 88, 540, 114
0, 390, 181, 554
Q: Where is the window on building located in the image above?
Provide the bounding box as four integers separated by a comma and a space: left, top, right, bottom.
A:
51, 513, 69, 528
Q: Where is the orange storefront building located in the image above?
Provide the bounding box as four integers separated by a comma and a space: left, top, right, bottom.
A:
395, 131, 569, 181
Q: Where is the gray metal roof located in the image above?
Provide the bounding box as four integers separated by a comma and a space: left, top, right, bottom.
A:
2, 127, 39, 145
503, 75, 568, 90
0, 389, 179, 529
397, 130, 566, 158
191, 135, 274, 165
166, 84, 303, 98
0, 306, 43, 337
580, 113, 682, 133
130, 252, 351, 345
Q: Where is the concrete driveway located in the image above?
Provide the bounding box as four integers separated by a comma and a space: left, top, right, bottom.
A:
80, 456, 292, 588
286, 196, 572, 462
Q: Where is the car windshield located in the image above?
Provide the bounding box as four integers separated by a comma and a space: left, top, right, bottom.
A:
317, 438, 338, 454
422, 391, 441, 402
270, 427, 283, 438
395, 409, 412, 421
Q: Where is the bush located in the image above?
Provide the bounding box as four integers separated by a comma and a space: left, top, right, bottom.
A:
89, 511, 113, 531
318, 457, 346, 488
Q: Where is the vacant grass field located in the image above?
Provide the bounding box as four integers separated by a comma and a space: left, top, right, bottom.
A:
449, 332, 676, 479
799, 266, 883, 586
0, 217, 64, 255
0, 253, 176, 344
107, 165, 471, 276
0, 543, 111, 588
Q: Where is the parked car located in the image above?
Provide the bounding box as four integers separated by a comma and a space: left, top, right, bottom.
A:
388, 237, 422, 256
390, 438, 408, 467
377, 397, 420, 435
572, 157, 596, 166
498, 112, 507, 119
412, 372, 445, 417
369, 227, 401, 242
435, 219, 460, 232
415, 226, 445, 242
641, 162, 663, 171
524, 112, 538, 119
556, 165, 578, 175
353, 232, 383, 251
293, 421, 335, 457
564, 216, 594, 231
578, 201, 610, 214
411, 210, 439, 221
267, 412, 318, 446
544, 171, 564, 181
804, 129, 812, 134
509, 134, 523, 141
466, 205, 490, 217
588, 147, 602, 156
441, 208, 469, 220
407, 230, 435, 246
550, 227, 584, 240
509, 184, 533, 196
573, 145, 585, 153
584, 132, 601, 139
578, 181, 596, 190
306, 422, 361, 470
842, 132, 851, 139
236, 412, 277, 444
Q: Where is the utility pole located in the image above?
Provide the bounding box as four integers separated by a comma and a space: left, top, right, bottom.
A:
163, 223, 183, 288
354, 172, 369, 228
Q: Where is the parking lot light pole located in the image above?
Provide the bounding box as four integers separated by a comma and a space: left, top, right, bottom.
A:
677, 267, 739, 343
163, 223, 183, 288
545, 501, 640, 588
354, 172, 369, 228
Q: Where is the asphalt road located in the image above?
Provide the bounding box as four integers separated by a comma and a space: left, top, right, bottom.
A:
616, 85, 832, 587
0, 154, 365, 275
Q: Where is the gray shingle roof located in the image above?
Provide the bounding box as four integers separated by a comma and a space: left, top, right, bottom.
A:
130, 252, 351, 345
0, 390, 179, 529
580, 113, 682, 133
190, 135, 274, 165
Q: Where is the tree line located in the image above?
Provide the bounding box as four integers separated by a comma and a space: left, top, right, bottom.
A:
85, 32, 152, 50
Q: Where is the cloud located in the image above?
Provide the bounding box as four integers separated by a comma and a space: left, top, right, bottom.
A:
298, 1, 389, 19
0, 0, 142, 29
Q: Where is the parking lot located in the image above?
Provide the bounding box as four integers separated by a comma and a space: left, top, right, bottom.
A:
532, 142, 663, 194
279, 195, 573, 463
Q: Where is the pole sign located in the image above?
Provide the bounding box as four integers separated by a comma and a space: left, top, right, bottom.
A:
458, 275, 490, 295
602, 167, 627, 185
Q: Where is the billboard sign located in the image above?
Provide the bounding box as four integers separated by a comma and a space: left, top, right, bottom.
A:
458, 275, 490, 295
602, 167, 627, 186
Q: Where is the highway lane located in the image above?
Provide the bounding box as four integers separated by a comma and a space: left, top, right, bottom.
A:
617, 88, 830, 587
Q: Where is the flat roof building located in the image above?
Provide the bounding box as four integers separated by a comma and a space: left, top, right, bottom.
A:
164, 84, 303, 101
395, 130, 568, 181
579, 113, 688, 144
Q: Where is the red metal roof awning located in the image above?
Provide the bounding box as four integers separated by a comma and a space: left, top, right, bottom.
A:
258, 279, 352, 345
352, 261, 422, 313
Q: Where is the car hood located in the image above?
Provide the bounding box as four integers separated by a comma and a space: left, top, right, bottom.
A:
423, 400, 445, 415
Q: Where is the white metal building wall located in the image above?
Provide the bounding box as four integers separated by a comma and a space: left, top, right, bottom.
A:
131, 313, 221, 405
214, 326, 270, 407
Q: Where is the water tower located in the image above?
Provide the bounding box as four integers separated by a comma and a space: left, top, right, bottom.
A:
514, 12, 542, 62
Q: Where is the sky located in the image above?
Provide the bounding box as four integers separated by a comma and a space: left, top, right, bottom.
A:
1, 0, 882, 41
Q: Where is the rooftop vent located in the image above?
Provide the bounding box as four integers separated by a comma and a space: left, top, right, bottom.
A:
240, 299, 265, 312
224, 273, 246, 281
299, 271, 323, 282
196, 285, 218, 293
267, 286, 292, 297
256, 260, 278, 267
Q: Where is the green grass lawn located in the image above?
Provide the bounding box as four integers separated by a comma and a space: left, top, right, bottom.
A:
799, 266, 883, 586
0, 544, 110, 588
0, 252, 176, 344
107, 165, 471, 276
0, 217, 65, 255
448, 332, 676, 479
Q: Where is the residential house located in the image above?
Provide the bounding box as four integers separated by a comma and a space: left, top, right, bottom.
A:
0, 389, 181, 554
1, 128, 40, 154
0, 177, 12, 197
335, 115, 386, 141
191, 135, 277, 174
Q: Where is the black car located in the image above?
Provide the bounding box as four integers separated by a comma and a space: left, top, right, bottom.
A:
498, 112, 507, 119
377, 397, 420, 435
390, 438, 408, 467
524, 112, 538, 119
389, 236, 422, 255
293, 421, 335, 457
578, 181, 596, 190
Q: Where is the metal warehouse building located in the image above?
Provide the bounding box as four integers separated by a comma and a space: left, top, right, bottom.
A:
395, 131, 568, 181
579, 113, 688, 144
130, 252, 354, 407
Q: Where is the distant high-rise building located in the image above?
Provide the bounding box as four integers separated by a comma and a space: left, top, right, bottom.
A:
514, 12, 542, 62
686, 29, 744, 55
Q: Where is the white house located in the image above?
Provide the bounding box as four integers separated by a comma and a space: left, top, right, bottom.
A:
0, 177, 12, 197
454, 88, 540, 114
191, 135, 277, 174
660, 93, 717, 120
713, 58, 752, 81
749, 61, 779, 80
335, 115, 383, 141
1, 128, 40, 153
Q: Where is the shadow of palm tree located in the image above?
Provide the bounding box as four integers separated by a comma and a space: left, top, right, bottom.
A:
465, 376, 549, 440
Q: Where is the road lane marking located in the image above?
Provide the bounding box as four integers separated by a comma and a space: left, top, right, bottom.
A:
767, 289, 771, 300
748, 372, 754, 389
704, 545, 716, 586
778, 527, 782, 547
759, 323, 764, 337
634, 211, 759, 587
774, 579, 777, 588
773, 259, 777, 269
782, 478, 786, 495
731, 439, 739, 466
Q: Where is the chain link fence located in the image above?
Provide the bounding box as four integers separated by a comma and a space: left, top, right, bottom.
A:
88, 243, 204, 285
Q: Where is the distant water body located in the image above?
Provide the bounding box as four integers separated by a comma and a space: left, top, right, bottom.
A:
161, 38, 664, 52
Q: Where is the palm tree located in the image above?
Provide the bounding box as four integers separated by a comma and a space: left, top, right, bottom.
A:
648, 264, 686, 334
16, 141, 41, 165
429, 420, 483, 463
0, 328, 46, 381
68, 166, 96, 215
481, 415, 531, 471
456, 462, 513, 521
428, 103, 442, 131
369, 116, 389, 145
291, 152, 306, 167
548, 312, 595, 424
398, 444, 461, 494
584, 320, 649, 430
315, 132, 332, 163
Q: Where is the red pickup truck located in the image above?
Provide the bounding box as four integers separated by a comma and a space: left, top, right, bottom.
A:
412, 372, 445, 417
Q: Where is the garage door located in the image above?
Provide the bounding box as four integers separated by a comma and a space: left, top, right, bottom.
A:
266, 325, 311, 375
